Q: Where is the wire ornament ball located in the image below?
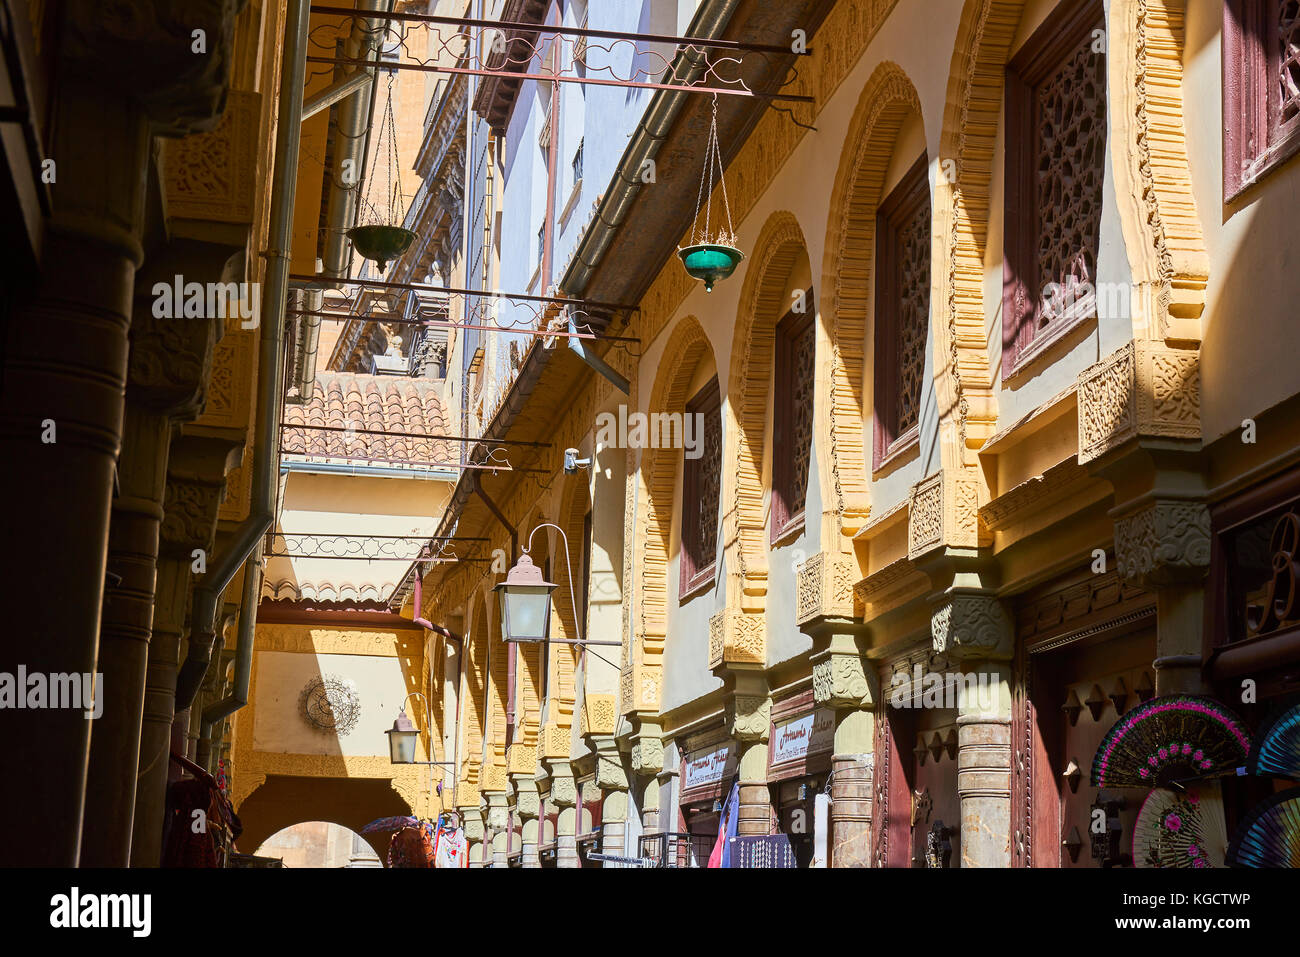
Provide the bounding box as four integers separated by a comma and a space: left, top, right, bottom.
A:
299, 675, 362, 735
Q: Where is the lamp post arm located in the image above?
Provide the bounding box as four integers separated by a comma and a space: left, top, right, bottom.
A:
523, 522, 583, 645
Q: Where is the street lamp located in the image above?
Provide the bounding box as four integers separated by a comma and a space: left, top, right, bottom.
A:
493, 552, 555, 643
386, 707, 422, 765
494, 523, 622, 648
385, 692, 457, 820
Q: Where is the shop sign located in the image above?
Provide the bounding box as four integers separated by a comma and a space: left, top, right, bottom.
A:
771, 708, 835, 765
682, 743, 731, 790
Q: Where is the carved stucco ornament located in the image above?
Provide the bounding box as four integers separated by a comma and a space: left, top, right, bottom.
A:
630, 733, 663, 775
1077, 340, 1200, 464
1113, 499, 1210, 586
930, 592, 1013, 661
795, 551, 858, 626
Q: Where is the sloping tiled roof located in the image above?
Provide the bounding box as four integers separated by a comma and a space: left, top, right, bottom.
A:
282, 372, 452, 467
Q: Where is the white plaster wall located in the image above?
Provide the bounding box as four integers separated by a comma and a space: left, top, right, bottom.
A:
1183, 1, 1300, 442
252, 651, 416, 757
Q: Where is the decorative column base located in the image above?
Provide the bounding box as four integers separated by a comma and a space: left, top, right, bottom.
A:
830, 753, 874, 867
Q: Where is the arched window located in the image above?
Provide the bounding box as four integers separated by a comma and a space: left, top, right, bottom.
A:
680, 376, 722, 596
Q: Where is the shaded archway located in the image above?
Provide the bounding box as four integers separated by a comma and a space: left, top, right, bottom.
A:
819, 60, 925, 545
235, 775, 411, 863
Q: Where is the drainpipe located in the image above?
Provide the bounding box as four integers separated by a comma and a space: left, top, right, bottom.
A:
292, 286, 324, 402
195, 547, 261, 770
174, 0, 311, 714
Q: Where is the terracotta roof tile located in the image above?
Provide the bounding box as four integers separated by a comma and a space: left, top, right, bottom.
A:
282, 372, 453, 468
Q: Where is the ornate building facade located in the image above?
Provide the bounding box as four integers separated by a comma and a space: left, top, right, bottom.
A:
408, 0, 1300, 868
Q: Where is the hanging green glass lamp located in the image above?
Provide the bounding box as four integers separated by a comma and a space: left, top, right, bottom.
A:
678, 95, 744, 292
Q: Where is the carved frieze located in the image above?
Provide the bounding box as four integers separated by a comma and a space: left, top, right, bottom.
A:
908, 470, 988, 559
1077, 341, 1201, 464
930, 592, 1013, 661
795, 551, 858, 626
581, 694, 616, 737
161, 89, 260, 224
1113, 499, 1210, 586
708, 610, 765, 669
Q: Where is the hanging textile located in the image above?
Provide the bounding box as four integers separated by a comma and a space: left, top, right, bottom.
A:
433, 824, 468, 868
707, 781, 740, 868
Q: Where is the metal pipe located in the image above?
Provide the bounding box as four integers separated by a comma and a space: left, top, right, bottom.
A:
567, 314, 629, 393
303, 68, 373, 120
294, 287, 323, 401
196, 550, 261, 770
176, 0, 311, 714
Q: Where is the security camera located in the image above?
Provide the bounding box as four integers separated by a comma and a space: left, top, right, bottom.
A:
564, 448, 591, 474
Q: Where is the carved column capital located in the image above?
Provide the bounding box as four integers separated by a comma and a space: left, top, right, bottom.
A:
594, 742, 628, 791
1078, 340, 1200, 465
62, 0, 242, 136
548, 765, 577, 808
930, 591, 1013, 662
511, 775, 540, 819
812, 648, 878, 710
629, 723, 663, 775
727, 694, 772, 743
1113, 499, 1210, 586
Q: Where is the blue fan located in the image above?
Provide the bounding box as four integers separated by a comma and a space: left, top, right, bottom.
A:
1226, 787, 1300, 868
1249, 704, 1300, 780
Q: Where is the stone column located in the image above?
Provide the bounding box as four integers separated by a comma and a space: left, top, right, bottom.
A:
461, 806, 487, 867
811, 631, 878, 867
931, 591, 1014, 869
630, 721, 663, 835
0, 0, 236, 869
728, 676, 772, 837
797, 551, 875, 866
81, 243, 224, 866
512, 774, 541, 868
1114, 499, 1211, 695
594, 740, 629, 860
549, 761, 579, 868
1077, 343, 1208, 696
486, 791, 509, 868
131, 435, 239, 866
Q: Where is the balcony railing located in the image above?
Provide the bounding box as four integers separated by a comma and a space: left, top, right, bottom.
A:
637, 832, 715, 868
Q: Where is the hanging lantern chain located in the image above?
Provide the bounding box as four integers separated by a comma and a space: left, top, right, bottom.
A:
689, 94, 736, 248
359, 72, 407, 228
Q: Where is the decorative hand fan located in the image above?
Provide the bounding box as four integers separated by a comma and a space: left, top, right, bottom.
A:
1092, 695, 1251, 788
1249, 703, 1300, 779
1226, 787, 1300, 868
1133, 785, 1227, 868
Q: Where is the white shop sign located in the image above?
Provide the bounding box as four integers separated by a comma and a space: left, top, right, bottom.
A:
682, 743, 732, 791
771, 708, 835, 765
